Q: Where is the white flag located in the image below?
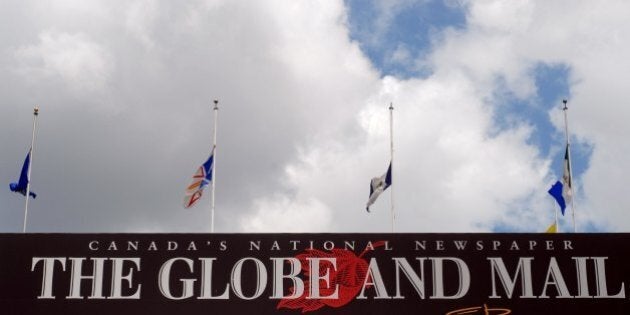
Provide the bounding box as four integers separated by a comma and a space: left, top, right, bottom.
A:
366, 163, 392, 212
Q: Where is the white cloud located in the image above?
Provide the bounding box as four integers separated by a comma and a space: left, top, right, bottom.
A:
242, 195, 332, 232
13, 31, 113, 93
241, 0, 630, 233
125, 0, 160, 50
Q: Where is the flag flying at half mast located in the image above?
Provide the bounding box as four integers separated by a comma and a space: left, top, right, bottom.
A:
366, 162, 392, 212
184, 149, 214, 208
561, 144, 572, 203
548, 144, 573, 216
9, 150, 37, 199
546, 222, 557, 233
548, 180, 566, 215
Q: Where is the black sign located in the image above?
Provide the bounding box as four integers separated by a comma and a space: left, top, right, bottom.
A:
1, 233, 629, 314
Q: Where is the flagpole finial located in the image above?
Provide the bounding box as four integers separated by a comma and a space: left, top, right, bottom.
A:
562, 99, 568, 110
389, 102, 394, 110
33, 106, 39, 116
213, 99, 219, 110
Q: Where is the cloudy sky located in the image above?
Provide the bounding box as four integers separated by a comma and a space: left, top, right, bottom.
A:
1, 0, 629, 233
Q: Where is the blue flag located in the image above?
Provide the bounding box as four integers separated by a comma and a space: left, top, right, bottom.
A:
9, 150, 36, 199
183, 150, 214, 208
548, 180, 565, 215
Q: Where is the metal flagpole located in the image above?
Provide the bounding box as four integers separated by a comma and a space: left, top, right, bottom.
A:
389, 103, 395, 233
23, 106, 39, 233
562, 100, 576, 233
554, 198, 559, 233
211, 100, 218, 233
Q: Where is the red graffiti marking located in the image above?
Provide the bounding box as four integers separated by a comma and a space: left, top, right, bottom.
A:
277, 241, 386, 313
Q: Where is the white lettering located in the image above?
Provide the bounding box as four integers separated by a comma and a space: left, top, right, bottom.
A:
32, 257, 66, 299
159, 258, 194, 300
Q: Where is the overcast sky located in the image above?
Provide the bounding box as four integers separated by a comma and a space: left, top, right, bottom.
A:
1, 0, 629, 233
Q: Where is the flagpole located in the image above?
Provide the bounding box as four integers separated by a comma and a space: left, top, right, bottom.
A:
554, 198, 559, 233
210, 100, 218, 233
389, 102, 395, 233
562, 99, 576, 233
23, 106, 39, 233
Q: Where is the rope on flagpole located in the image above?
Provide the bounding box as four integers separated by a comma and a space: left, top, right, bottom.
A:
562, 99, 576, 233
211, 100, 218, 233
389, 102, 395, 233
554, 196, 559, 233
23, 106, 39, 233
